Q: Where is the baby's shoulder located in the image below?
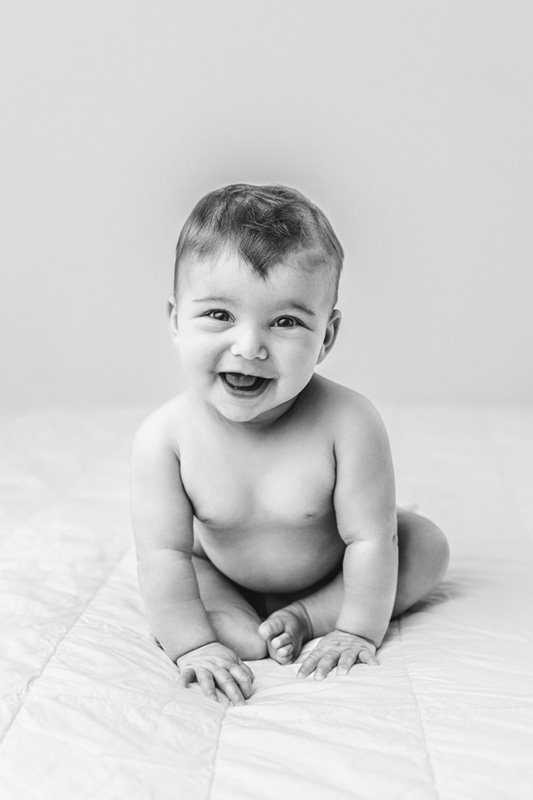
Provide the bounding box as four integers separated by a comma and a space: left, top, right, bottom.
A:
311, 375, 388, 444
132, 393, 191, 458
312, 374, 379, 419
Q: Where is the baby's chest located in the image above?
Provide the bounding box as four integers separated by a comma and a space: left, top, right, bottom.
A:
180, 440, 335, 527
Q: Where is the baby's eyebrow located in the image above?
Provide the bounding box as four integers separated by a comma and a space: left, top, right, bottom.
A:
193, 296, 234, 305
278, 302, 316, 317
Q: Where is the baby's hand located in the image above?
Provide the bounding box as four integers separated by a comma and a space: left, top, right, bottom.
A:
297, 629, 379, 680
176, 642, 254, 705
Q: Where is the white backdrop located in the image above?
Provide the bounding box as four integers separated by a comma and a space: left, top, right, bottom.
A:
2, 0, 532, 411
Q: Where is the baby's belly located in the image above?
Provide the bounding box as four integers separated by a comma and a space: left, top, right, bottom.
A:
194, 516, 345, 594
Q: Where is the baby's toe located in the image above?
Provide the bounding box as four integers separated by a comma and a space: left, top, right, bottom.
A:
258, 617, 285, 641
272, 631, 292, 649
276, 643, 294, 663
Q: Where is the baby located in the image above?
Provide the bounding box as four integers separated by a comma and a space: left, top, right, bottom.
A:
131, 183, 449, 705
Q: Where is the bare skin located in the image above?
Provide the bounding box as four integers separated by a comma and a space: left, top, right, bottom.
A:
192, 507, 449, 676
131, 252, 450, 705
133, 375, 449, 703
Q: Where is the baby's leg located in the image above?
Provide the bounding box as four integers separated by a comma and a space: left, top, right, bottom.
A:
193, 555, 268, 661
391, 509, 450, 617
259, 510, 449, 664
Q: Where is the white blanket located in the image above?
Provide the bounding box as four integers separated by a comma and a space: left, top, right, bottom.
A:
1, 405, 532, 798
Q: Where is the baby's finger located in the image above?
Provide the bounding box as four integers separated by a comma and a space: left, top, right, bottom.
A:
230, 664, 253, 699
336, 651, 358, 676
314, 653, 337, 681
297, 652, 320, 679
196, 669, 219, 703
358, 648, 379, 666
215, 669, 246, 705
241, 662, 255, 683
179, 666, 196, 688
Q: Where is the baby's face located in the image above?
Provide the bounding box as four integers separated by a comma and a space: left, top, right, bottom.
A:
172, 249, 341, 425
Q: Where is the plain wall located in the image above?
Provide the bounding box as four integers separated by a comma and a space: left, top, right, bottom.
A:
2, 0, 533, 411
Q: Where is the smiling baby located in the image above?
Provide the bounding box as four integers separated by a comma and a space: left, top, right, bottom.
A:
130, 184, 449, 705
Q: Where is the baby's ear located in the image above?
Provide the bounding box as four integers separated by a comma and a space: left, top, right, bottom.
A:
168, 294, 179, 339
317, 308, 342, 364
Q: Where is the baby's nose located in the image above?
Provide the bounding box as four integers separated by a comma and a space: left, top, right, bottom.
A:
230, 327, 268, 361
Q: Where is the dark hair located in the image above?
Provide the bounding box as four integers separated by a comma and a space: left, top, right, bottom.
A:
173, 183, 343, 303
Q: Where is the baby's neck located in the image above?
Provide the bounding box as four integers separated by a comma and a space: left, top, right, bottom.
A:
195, 392, 301, 434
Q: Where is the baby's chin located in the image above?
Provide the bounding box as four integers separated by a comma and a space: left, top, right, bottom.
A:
213, 395, 299, 427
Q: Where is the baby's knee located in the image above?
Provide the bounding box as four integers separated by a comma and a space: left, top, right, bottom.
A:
427, 522, 450, 581
398, 510, 450, 581
238, 635, 268, 661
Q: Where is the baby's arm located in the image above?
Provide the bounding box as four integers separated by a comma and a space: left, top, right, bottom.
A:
131, 412, 253, 704
299, 396, 398, 678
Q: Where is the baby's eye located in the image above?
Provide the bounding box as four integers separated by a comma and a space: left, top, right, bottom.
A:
205, 309, 232, 322
272, 316, 300, 328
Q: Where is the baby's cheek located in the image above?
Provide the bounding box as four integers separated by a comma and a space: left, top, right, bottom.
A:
181, 341, 213, 368
288, 346, 322, 374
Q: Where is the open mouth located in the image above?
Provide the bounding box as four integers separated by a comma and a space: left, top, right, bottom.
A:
219, 372, 271, 395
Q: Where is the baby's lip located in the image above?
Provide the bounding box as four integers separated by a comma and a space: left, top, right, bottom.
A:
218, 370, 274, 381
220, 372, 272, 389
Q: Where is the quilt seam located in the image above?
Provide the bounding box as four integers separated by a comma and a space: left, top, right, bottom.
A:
204, 703, 229, 800
0, 544, 130, 747
397, 616, 441, 800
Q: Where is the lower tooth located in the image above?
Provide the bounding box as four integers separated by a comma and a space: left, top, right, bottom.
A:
227, 375, 261, 390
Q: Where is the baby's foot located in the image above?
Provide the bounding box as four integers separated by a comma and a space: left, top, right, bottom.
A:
257, 602, 312, 665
